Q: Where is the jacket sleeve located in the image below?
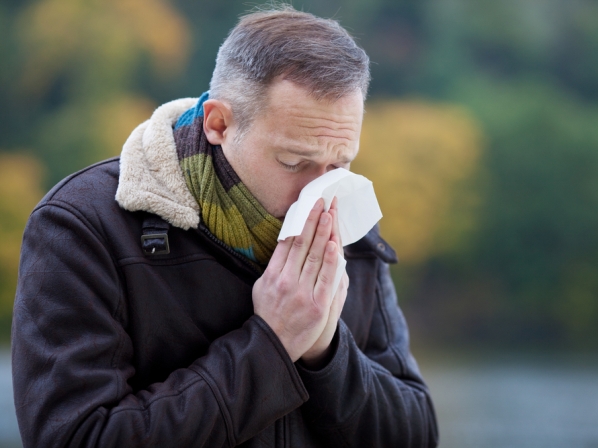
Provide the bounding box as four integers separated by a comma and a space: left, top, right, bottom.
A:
295, 259, 439, 447
11, 202, 308, 448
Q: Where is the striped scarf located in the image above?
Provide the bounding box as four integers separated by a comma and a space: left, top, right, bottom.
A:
173, 92, 282, 265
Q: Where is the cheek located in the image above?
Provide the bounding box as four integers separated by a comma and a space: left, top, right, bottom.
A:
275, 175, 300, 201
271, 175, 304, 207
286, 174, 315, 199
267, 172, 321, 218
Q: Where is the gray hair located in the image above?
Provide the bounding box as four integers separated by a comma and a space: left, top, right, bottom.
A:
209, 5, 370, 141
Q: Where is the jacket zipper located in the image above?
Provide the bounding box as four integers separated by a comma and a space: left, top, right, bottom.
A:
199, 224, 263, 277
201, 224, 287, 447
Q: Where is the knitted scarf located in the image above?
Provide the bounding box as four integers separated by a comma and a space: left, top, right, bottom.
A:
173, 92, 282, 265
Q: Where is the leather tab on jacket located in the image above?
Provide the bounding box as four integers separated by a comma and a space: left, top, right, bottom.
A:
363, 227, 398, 264
346, 224, 398, 264
141, 214, 171, 255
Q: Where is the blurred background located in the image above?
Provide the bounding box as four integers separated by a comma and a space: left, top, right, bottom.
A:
1, 0, 598, 446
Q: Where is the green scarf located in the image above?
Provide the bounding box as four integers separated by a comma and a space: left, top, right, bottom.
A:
173, 92, 281, 265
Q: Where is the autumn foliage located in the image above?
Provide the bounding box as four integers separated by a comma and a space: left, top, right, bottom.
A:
2, 0, 598, 348
354, 102, 481, 264
0, 154, 46, 335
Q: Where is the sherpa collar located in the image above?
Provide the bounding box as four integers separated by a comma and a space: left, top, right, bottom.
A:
115, 98, 200, 230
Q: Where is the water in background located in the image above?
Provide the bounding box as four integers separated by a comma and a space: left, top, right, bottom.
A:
0, 350, 20, 448
1, 349, 597, 448
419, 352, 598, 448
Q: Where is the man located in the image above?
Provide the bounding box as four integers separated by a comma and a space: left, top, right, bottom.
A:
12, 7, 438, 447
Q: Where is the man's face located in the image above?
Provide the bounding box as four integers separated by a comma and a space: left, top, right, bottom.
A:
222, 79, 364, 219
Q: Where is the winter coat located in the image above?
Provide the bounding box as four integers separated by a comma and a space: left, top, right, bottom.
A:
11, 99, 438, 447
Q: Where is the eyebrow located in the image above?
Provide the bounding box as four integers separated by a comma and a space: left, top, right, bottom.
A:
285, 148, 354, 164
286, 148, 323, 157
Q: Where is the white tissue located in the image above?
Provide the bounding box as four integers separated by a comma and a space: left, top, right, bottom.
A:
278, 168, 383, 293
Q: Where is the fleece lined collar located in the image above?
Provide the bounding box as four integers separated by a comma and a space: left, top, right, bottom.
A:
115, 98, 200, 230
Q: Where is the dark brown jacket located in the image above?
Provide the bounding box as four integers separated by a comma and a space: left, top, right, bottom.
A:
12, 99, 437, 447
12, 157, 437, 447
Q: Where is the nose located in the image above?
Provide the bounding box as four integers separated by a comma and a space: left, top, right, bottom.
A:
310, 164, 329, 179
305, 163, 339, 187
299, 164, 334, 191
321, 159, 343, 175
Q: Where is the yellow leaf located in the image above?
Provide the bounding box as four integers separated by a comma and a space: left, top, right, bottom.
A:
17, 0, 191, 96
353, 101, 483, 264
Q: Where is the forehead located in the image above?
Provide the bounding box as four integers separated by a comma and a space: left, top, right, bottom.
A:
259, 80, 364, 150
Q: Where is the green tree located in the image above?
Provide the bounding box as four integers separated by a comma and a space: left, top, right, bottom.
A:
0, 153, 46, 340
15, 0, 191, 186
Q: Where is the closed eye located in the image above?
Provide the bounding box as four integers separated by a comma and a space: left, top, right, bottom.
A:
278, 160, 302, 172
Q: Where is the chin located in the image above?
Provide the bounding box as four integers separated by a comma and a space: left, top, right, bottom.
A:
274, 206, 291, 221
269, 200, 297, 221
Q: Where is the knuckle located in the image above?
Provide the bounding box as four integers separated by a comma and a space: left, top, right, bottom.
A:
302, 263, 316, 277
316, 224, 329, 237
318, 271, 332, 285
277, 276, 293, 294
262, 271, 276, 286
306, 251, 321, 265
293, 236, 306, 249
307, 303, 324, 320
294, 290, 311, 307
323, 251, 336, 265
307, 209, 319, 221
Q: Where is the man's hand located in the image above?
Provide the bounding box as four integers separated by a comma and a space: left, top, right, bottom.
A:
253, 198, 341, 362
300, 198, 349, 368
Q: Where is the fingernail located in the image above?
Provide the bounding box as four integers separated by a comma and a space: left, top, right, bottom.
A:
320, 214, 329, 225
327, 242, 336, 252
312, 198, 322, 211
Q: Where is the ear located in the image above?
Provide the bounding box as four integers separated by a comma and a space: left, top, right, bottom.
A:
202, 99, 235, 146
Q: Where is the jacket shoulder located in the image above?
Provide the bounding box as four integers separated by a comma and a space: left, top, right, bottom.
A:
29, 158, 137, 258
35, 157, 121, 214
345, 223, 398, 264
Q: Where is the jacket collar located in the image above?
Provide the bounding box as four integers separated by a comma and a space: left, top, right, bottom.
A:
115, 98, 398, 264
116, 98, 200, 230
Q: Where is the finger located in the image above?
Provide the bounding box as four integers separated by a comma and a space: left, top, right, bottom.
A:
330, 195, 338, 211
329, 197, 344, 255
284, 198, 325, 277
266, 236, 294, 274
325, 289, 343, 332
328, 270, 348, 321
334, 271, 349, 315
313, 241, 338, 307
299, 211, 333, 286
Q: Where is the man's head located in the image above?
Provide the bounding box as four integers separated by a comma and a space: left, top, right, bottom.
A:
209, 6, 370, 138
203, 6, 369, 218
